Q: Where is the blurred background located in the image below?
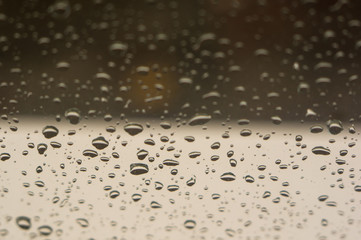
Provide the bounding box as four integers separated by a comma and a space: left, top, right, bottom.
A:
0, 0, 360, 122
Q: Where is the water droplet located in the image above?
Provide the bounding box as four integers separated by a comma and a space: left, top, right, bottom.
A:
16, 216, 31, 230
42, 126, 59, 138
312, 146, 331, 155
244, 175, 255, 183
92, 136, 109, 150
310, 125, 324, 133
38, 225, 53, 236
240, 129, 252, 136
326, 119, 343, 135
82, 149, 98, 158
184, 136, 195, 142
124, 123, 143, 136
163, 159, 179, 166
37, 143, 47, 154
167, 185, 179, 192
189, 151, 201, 158
130, 163, 149, 175
132, 193, 142, 202
150, 201, 162, 209
354, 185, 361, 192
0, 153, 10, 161
109, 190, 120, 199
137, 149, 149, 160
220, 172, 236, 181
76, 218, 89, 228
65, 108, 81, 124
184, 220, 196, 229
188, 115, 212, 126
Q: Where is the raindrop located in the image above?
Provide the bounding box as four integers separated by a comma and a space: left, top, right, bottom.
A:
37, 143, 47, 154
16, 216, 31, 230
130, 163, 149, 175
184, 220, 196, 229
167, 185, 179, 192
326, 120, 343, 135
188, 115, 212, 126
38, 225, 53, 236
150, 201, 162, 209
312, 146, 331, 155
184, 136, 195, 142
240, 129, 252, 136
189, 151, 201, 158
0, 153, 10, 161
245, 175, 255, 183
310, 125, 323, 133
92, 136, 109, 150
50, 141, 62, 148
42, 126, 59, 138
82, 149, 98, 158
137, 149, 149, 160
132, 193, 142, 202
65, 108, 81, 124
76, 218, 89, 228
109, 190, 120, 199
186, 177, 196, 186
220, 172, 236, 181
163, 159, 179, 166
124, 123, 143, 136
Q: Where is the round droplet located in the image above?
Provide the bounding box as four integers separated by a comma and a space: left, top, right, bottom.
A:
82, 149, 98, 158
76, 218, 89, 228
312, 146, 331, 155
167, 185, 179, 192
163, 159, 179, 166
42, 126, 59, 138
124, 123, 143, 136
240, 129, 252, 136
310, 125, 323, 133
137, 149, 149, 160
132, 193, 142, 202
37, 144, 47, 154
184, 220, 196, 229
150, 201, 162, 208
295, 135, 303, 141
184, 136, 195, 142
354, 185, 361, 192
245, 175, 255, 183
186, 177, 196, 186
16, 216, 31, 230
326, 119, 343, 135
220, 172, 236, 181
109, 190, 120, 199
92, 136, 109, 150
188, 115, 212, 126
65, 108, 81, 124
211, 142, 220, 149
38, 225, 52, 236
130, 163, 149, 175
50, 141, 62, 148
189, 151, 201, 158
0, 153, 10, 161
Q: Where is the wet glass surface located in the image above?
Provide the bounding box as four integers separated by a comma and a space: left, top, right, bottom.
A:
0, 0, 360, 239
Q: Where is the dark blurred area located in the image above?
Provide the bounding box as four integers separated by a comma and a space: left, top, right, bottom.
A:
0, 0, 360, 122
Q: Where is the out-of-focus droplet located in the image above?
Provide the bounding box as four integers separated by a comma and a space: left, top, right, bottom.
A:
16, 216, 31, 230
184, 220, 196, 229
